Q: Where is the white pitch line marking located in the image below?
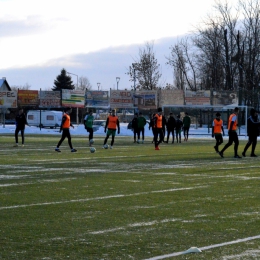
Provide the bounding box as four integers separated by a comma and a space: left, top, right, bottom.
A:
0, 186, 205, 210
143, 235, 260, 260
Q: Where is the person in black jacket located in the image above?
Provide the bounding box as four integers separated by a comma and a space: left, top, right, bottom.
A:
242, 108, 260, 157
149, 113, 156, 143
131, 113, 139, 143
175, 115, 183, 143
14, 108, 28, 147
162, 114, 167, 142
166, 113, 176, 143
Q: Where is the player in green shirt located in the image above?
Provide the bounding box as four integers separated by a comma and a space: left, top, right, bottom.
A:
84, 110, 95, 146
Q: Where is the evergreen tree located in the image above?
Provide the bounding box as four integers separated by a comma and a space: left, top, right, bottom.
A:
52, 68, 75, 91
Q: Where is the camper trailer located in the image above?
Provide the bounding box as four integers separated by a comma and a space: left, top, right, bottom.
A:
27, 110, 62, 128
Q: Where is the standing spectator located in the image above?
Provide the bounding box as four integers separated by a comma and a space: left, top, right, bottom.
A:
183, 112, 191, 141
103, 109, 120, 149
166, 112, 176, 143
149, 113, 156, 143
175, 114, 183, 143
153, 107, 164, 150
242, 108, 260, 157
218, 107, 241, 158
14, 108, 28, 147
212, 112, 225, 153
84, 110, 94, 146
131, 113, 139, 143
162, 113, 167, 142
137, 112, 147, 143
55, 107, 77, 152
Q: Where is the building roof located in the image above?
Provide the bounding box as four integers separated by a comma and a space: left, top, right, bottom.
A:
0, 78, 11, 91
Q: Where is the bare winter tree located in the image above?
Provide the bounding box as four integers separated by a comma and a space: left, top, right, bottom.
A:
173, 64, 185, 90
193, 21, 227, 91
76, 76, 92, 91
208, 0, 260, 106
214, 0, 240, 90
127, 42, 162, 90
196, 0, 260, 107
167, 38, 198, 91
237, 0, 260, 107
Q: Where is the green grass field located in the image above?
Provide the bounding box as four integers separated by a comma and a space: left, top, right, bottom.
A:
1, 134, 260, 260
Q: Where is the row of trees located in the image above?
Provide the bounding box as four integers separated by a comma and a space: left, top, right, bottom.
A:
166, 0, 260, 108
127, 0, 260, 109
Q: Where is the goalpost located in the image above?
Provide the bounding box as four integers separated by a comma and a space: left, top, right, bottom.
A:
162, 105, 250, 136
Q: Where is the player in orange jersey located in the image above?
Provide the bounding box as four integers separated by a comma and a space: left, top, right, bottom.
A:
218, 107, 241, 158
212, 112, 225, 153
103, 109, 120, 149
55, 107, 77, 153
153, 107, 164, 150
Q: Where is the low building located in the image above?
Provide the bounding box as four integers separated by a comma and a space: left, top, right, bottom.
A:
0, 77, 12, 123
0, 77, 11, 91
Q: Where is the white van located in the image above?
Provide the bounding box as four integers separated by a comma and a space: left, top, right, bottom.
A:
27, 110, 63, 128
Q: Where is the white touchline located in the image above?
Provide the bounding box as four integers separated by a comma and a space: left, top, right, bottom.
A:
143, 235, 260, 260
0, 186, 205, 210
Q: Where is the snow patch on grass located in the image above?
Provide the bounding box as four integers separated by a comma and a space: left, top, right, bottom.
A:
90, 218, 179, 234
0, 174, 29, 179
123, 180, 141, 183
222, 249, 260, 259
154, 172, 177, 175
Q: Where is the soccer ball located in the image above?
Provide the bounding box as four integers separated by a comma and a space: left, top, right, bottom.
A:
89, 139, 94, 145
90, 147, 96, 153
103, 144, 109, 149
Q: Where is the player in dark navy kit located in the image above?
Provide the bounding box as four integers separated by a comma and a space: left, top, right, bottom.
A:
242, 108, 260, 157
14, 108, 28, 147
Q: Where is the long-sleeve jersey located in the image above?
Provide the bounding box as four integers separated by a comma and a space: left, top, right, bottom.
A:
15, 113, 27, 130
247, 115, 260, 136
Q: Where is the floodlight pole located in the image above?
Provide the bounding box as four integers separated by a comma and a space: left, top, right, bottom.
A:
116, 77, 120, 90
67, 72, 78, 89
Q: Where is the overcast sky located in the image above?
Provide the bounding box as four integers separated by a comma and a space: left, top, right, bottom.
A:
0, 0, 237, 91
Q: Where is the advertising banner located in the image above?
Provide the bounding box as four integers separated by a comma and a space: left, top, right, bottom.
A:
0, 91, 17, 108
110, 90, 134, 108
185, 90, 210, 105
133, 90, 157, 109
62, 89, 85, 108
39, 91, 61, 107
86, 91, 109, 107
212, 91, 238, 106
18, 90, 39, 106
160, 89, 184, 106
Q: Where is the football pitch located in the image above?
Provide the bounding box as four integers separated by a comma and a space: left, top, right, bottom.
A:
1, 134, 260, 260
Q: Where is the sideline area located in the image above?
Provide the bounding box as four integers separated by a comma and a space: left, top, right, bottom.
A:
0, 123, 248, 139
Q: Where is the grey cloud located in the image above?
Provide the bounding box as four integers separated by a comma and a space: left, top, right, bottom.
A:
1, 36, 181, 90
0, 16, 64, 37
